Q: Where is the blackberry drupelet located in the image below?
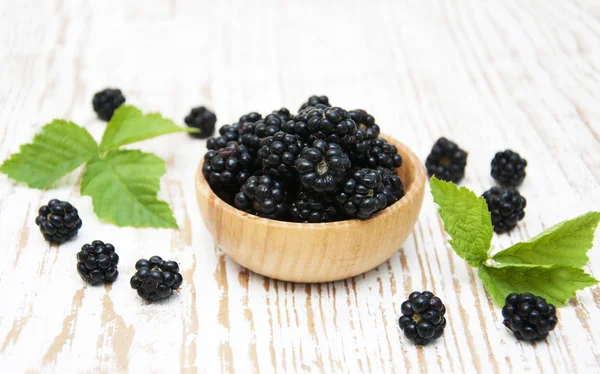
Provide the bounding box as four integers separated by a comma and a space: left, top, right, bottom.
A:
235, 175, 288, 219
353, 137, 403, 169
295, 139, 351, 193
483, 186, 526, 233
491, 149, 527, 187
184, 106, 217, 139
76, 241, 119, 285
130, 256, 183, 302
202, 142, 254, 188
299, 95, 331, 111
257, 132, 304, 177
399, 291, 447, 345
335, 168, 389, 219
92, 88, 126, 121
350, 109, 380, 140
502, 293, 557, 341
35, 199, 83, 244
290, 190, 341, 223
425, 137, 467, 183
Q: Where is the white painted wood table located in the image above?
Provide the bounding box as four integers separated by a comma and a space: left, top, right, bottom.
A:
1, 1, 600, 373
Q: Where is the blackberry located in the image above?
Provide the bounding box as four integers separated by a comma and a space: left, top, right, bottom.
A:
399, 291, 447, 345
130, 256, 183, 302
272, 107, 293, 122
92, 88, 126, 121
350, 109, 380, 140
491, 150, 527, 187
235, 175, 288, 219
255, 113, 287, 138
425, 137, 467, 183
184, 106, 217, 139
239, 112, 262, 124
353, 137, 403, 169
35, 199, 83, 244
289, 106, 358, 147
207, 123, 242, 150
257, 132, 304, 178
76, 241, 119, 285
379, 167, 405, 205
202, 143, 254, 188
502, 293, 557, 341
295, 139, 351, 193
290, 190, 341, 223
335, 168, 389, 219
299, 95, 331, 111
483, 187, 526, 233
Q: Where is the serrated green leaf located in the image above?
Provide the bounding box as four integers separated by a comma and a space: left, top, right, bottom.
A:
430, 177, 493, 268
0, 120, 97, 189
492, 212, 600, 267
80, 150, 177, 228
99, 105, 186, 152
478, 264, 598, 306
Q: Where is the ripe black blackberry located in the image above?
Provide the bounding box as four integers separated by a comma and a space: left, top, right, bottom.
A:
425, 137, 468, 183
239, 111, 262, 124
483, 186, 526, 233
184, 106, 217, 139
353, 137, 403, 169
379, 167, 405, 205
350, 109, 380, 140
130, 256, 183, 302
272, 107, 293, 122
92, 88, 126, 121
399, 291, 447, 345
257, 132, 304, 178
76, 240, 119, 285
289, 106, 358, 147
290, 190, 341, 223
207, 123, 243, 150
502, 293, 557, 341
295, 139, 351, 193
35, 199, 83, 244
491, 150, 527, 187
202, 143, 254, 188
299, 95, 331, 111
335, 168, 389, 219
255, 113, 287, 138
235, 175, 288, 219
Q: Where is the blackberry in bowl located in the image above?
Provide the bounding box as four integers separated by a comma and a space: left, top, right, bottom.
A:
196, 134, 425, 283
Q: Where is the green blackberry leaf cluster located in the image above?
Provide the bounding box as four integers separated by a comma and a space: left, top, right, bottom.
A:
430, 177, 599, 306
204, 95, 406, 222
0, 103, 192, 228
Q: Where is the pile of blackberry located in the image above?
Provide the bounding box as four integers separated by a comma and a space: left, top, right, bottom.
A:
203, 96, 405, 222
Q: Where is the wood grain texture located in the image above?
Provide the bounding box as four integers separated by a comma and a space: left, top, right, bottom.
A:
196, 137, 425, 283
1, 0, 600, 373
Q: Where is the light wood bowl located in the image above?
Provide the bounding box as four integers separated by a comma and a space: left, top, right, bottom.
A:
195, 136, 426, 283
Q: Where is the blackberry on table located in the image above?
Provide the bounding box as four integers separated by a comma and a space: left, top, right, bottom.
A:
491, 149, 527, 187
353, 137, 402, 169
295, 139, 351, 193
202, 143, 254, 188
335, 168, 389, 219
92, 88, 126, 121
483, 186, 526, 233
502, 293, 557, 341
425, 137, 467, 183
235, 175, 288, 219
399, 291, 447, 345
76, 240, 119, 285
35, 199, 82, 244
184, 106, 217, 139
299, 95, 331, 111
130, 256, 183, 302
257, 131, 304, 178
290, 190, 341, 223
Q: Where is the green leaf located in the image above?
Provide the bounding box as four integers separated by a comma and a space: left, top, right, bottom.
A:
478, 264, 598, 306
493, 212, 600, 267
80, 150, 178, 228
430, 177, 493, 268
99, 105, 186, 152
0, 120, 97, 189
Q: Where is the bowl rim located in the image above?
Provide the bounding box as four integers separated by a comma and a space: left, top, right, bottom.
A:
196, 134, 426, 229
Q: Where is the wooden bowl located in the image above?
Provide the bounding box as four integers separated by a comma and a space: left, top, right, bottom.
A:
195, 136, 426, 283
